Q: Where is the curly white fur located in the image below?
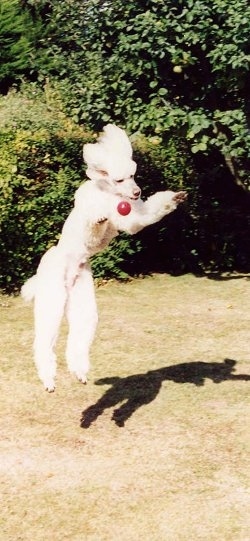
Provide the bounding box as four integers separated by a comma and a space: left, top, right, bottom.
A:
21, 124, 187, 391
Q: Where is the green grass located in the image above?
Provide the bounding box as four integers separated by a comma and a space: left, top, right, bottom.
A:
0, 274, 250, 540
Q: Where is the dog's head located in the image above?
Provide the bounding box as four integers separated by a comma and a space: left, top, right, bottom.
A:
83, 124, 141, 200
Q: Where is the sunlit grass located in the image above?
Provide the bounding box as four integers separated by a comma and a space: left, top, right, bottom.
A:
0, 274, 249, 540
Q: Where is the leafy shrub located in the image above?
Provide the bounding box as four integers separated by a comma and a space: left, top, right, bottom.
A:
0, 84, 249, 293
0, 87, 194, 291
0, 85, 92, 290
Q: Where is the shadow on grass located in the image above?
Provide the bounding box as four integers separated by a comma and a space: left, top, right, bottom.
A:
206, 272, 250, 281
81, 359, 250, 428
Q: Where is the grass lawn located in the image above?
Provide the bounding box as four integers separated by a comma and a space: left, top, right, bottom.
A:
0, 273, 249, 540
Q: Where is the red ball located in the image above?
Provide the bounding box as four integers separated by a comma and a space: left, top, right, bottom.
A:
117, 201, 131, 216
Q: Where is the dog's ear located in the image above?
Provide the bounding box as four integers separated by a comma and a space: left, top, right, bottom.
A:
96, 169, 109, 177
83, 143, 109, 180
85, 167, 110, 181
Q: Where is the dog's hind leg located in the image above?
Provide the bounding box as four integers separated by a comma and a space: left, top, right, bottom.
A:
33, 276, 67, 392
65, 264, 98, 384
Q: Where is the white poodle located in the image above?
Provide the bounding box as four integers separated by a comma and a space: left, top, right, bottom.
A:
21, 124, 187, 391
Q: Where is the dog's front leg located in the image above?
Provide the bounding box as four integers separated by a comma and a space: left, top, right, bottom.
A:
141, 190, 187, 228
114, 190, 187, 235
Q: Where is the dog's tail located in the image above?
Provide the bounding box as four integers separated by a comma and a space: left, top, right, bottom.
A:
21, 275, 37, 302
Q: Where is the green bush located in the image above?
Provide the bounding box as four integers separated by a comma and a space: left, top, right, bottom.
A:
0, 87, 193, 291
0, 85, 92, 290
0, 85, 249, 293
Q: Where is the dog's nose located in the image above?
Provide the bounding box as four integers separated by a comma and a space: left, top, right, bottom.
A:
133, 188, 141, 199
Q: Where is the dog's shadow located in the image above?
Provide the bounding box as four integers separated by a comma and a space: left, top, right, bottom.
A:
81, 359, 250, 428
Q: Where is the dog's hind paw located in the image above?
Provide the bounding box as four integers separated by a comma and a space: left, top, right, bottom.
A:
45, 381, 55, 392
69, 369, 88, 385
77, 374, 88, 385
75, 371, 88, 385
42, 378, 55, 392
46, 385, 55, 393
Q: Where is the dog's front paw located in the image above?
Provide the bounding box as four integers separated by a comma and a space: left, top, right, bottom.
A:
97, 217, 108, 224
173, 191, 188, 204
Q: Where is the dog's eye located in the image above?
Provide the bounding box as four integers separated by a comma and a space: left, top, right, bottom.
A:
116, 179, 124, 183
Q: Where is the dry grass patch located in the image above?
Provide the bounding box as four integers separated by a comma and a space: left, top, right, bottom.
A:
0, 274, 250, 540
